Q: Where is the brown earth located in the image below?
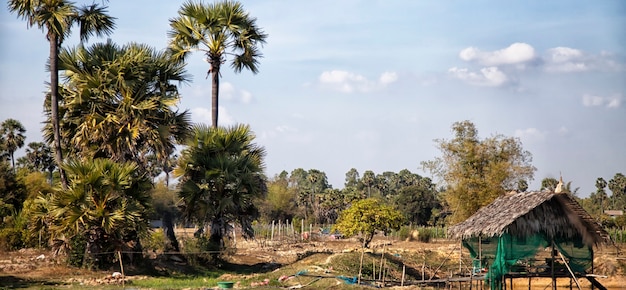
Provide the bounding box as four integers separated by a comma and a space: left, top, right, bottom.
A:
1, 236, 625, 289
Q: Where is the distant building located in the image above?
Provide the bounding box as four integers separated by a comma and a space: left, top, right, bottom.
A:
604, 210, 624, 218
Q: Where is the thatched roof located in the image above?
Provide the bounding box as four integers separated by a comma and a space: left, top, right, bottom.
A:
447, 191, 611, 247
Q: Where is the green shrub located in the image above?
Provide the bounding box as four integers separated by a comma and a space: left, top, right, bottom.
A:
418, 228, 432, 243
142, 229, 166, 252
0, 227, 24, 251
396, 226, 411, 240
67, 234, 87, 267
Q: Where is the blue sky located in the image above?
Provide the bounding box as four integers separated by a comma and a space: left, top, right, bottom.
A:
1, 0, 625, 196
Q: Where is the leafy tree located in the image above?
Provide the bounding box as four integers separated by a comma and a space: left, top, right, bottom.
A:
422, 120, 535, 224
333, 198, 403, 248
8, 0, 115, 188
175, 124, 267, 257
540, 177, 559, 191
49, 158, 151, 268
0, 119, 26, 171
168, 0, 267, 127
19, 171, 54, 200
344, 168, 360, 188
17, 142, 56, 184
0, 161, 27, 222
260, 172, 297, 222
394, 178, 439, 225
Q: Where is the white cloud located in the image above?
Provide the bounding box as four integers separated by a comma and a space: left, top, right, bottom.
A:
544, 47, 625, 73
582, 93, 623, 109
190, 106, 235, 126
459, 43, 536, 66
379, 71, 398, 85
448, 66, 509, 87
515, 127, 547, 141
220, 82, 254, 103
318, 70, 398, 93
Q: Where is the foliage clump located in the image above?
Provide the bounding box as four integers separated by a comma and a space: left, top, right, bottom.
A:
333, 198, 403, 248
423, 120, 536, 224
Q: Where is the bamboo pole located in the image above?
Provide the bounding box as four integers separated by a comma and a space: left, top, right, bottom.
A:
558, 251, 582, 290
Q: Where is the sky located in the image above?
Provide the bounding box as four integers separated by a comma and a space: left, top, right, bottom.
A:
1, 0, 625, 197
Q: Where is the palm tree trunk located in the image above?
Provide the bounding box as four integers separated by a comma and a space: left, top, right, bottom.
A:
211, 59, 220, 128
162, 211, 180, 252
10, 152, 15, 173
49, 34, 67, 189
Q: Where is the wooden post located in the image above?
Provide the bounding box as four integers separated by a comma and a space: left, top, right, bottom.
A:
301, 220, 304, 241
117, 251, 125, 288
379, 244, 386, 280
373, 258, 376, 280
550, 239, 556, 290
478, 236, 482, 271
358, 247, 365, 285
271, 220, 275, 241
401, 264, 406, 287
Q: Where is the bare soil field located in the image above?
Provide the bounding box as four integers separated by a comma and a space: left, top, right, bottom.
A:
1, 236, 624, 289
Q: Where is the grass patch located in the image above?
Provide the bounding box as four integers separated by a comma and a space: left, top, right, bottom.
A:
130, 275, 223, 289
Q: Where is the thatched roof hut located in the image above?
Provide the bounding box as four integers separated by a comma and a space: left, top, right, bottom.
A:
448, 191, 611, 247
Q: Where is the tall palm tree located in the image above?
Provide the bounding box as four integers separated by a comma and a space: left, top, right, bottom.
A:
0, 118, 27, 171
175, 124, 267, 256
168, 0, 267, 127
8, 0, 116, 188
45, 40, 191, 170
49, 158, 151, 268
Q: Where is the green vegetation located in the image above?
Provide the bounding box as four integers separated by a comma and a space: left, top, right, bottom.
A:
334, 198, 404, 248
175, 124, 267, 258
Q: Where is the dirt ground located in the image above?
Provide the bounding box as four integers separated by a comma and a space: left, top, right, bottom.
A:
1, 236, 625, 289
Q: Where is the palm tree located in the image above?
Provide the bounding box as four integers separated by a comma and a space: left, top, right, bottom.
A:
49, 158, 151, 268
0, 118, 27, 171
8, 0, 116, 188
46, 40, 191, 170
175, 124, 267, 257
168, 0, 267, 127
